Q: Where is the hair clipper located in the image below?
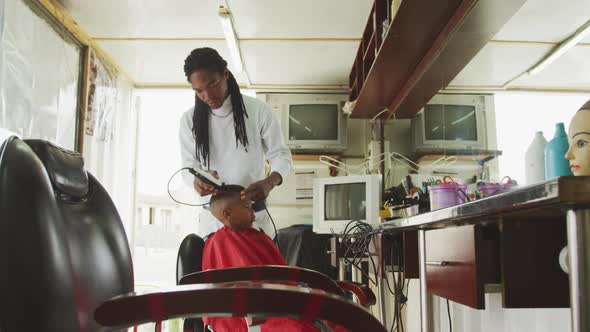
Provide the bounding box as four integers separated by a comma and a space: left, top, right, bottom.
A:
188, 168, 225, 190
189, 168, 266, 211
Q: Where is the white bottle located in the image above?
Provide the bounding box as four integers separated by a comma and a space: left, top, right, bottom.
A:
525, 131, 547, 184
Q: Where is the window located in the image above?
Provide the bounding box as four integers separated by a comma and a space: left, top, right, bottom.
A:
495, 92, 590, 183
132, 89, 205, 331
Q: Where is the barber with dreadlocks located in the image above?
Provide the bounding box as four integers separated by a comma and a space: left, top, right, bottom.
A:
179, 47, 292, 239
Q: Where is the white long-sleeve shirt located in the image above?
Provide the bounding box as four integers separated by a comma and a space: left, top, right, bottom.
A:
179, 94, 292, 237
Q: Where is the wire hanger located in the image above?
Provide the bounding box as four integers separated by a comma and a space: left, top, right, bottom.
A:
389, 152, 420, 173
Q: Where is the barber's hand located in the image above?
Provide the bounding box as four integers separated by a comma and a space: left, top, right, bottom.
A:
241, 172, 282, 202
240, 178, 273, 202
193, 170, 219, 196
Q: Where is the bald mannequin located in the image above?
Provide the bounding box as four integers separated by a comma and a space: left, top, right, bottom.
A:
565, 100, 590, 176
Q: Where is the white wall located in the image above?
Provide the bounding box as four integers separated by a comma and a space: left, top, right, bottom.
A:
437, 293, 570, 332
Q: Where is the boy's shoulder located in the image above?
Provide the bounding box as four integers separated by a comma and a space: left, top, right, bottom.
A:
208, 226, 261, 238
206, 226, 270, 245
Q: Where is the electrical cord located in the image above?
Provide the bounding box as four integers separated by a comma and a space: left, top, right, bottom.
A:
263, 204, 280, 248
167, 167, 210, 207
337, 221, 412, 332
387, 232, 408, 332
447, 299, 453, 332
338, 220, 381, 286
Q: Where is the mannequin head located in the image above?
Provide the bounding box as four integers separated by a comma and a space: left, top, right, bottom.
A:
565, 100, 590, 176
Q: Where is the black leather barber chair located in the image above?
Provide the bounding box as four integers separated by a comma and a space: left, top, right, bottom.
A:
0, 136, 385, 332
176, 234, 205, 332
0, 137, 133, 331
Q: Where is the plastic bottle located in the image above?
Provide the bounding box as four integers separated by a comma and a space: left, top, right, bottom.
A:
545, 123, 573, 179
525, 131, 547, 184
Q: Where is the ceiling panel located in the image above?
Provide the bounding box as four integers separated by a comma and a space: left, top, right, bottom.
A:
63, 0, 590, 89
450, 42, 553, 87
240, 41, 358, 85
59, 0, 224, 38
450, 43, 590, 90
59, 0, 372, 39
494, 0, 590, 43
96, 40, 244, 84
228, 0, 372, 38
511, 46, 590, 88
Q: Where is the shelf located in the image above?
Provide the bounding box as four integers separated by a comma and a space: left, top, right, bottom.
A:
349, 79, 359, 100
349, 63, 357, 86
292, 154, 340, 161
363, 32, 376, 60
413, 149, 502, 165
373, 0, 388, 50
349, 0, 528, 119
361, 3, 375, 49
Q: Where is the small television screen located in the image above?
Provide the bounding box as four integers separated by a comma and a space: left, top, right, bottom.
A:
424, 104, 478, 141
288, 104, 338, 141
313, 174, 381, 234
324, 182, 367, 221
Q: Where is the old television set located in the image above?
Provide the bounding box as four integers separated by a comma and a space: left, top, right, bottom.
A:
264, 94, 348, 152
411, 94, 490, 152
313, 174, 381, 234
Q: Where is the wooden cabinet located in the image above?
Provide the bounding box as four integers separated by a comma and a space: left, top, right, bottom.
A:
425, 225, 500, 309
402, 218, 569, 309
500, 214, 569, 308
348, 0, 528, 119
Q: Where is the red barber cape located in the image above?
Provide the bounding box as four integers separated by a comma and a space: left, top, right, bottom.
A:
202, 226, 286, 270
202, 227, 348, 332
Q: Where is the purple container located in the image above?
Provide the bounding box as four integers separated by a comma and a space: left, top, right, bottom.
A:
429, 183, 468, 210
477, 183, 502, 198
478, 183, 518, 198
500, 183, 518, 193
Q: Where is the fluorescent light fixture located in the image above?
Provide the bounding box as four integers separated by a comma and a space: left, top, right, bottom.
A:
528, 19, 590, 76
218, 6, 244, 73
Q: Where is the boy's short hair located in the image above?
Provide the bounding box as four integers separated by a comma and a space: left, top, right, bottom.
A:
209, 184, 245, 211
579, 100, 590, 112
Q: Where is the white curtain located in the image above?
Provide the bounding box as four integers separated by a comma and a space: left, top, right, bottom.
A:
0, 0, 81, 150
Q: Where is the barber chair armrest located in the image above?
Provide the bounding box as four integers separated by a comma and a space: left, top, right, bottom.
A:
95, 283, 386, 332
180, 265, 345, 297
335, 281, 377, 307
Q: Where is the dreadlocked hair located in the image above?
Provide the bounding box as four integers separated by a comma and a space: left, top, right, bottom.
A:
183, 47, 249, 168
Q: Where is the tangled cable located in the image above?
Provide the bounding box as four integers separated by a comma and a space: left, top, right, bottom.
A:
337, 221, 411, 332
336, 220, 381, 286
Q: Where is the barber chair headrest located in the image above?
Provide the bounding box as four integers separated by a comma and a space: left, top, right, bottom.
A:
25, 139, 89, 198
